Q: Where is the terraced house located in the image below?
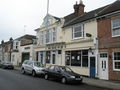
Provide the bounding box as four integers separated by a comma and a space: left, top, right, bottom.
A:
11, 34, 36, 66
35, 14, 65, 66
0, 38, 13, 62
35, 0, 120, 80
62, 1, 100, 77
97, 0, 120, 80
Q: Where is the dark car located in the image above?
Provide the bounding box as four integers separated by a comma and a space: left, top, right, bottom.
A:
1, 61, 14, 69
44, 65, 83, 84
0, 61, 3, 68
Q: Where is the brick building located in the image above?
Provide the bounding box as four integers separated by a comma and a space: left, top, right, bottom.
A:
97, 0, 120, 80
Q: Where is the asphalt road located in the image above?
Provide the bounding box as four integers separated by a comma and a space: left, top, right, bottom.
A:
0, 69, 111, 90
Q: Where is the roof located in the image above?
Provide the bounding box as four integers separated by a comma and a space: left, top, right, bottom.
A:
63, 0, 120, 28
16, 34, 36, 40
63, 6, 107, 28
97, 0, 120, 16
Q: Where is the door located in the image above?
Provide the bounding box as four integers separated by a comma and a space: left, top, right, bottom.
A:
52, 51, 56, 64
22, 53, 30, 63
90, 57, 96, 78
99, 53, 108, 80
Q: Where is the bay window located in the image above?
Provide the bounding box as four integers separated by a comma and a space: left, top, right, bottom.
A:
40, 28, 56, 45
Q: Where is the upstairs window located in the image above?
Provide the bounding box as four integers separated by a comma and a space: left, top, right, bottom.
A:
13, 41, 19, 50
112, 18, 120, 37
73, 24, 84, 39
40, 28, 57, 45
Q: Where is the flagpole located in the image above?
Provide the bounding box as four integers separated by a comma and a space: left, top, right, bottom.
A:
47, 0, 49, 14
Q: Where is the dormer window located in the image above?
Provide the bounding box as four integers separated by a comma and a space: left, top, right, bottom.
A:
72, 24, 84, 39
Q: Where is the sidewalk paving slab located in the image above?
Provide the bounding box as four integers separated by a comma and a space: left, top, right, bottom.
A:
83, 77, 120, 90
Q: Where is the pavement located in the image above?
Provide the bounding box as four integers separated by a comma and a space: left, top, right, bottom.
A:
14, 66, 120, 90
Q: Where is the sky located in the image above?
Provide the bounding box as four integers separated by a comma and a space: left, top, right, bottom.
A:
0, 0, 116, 42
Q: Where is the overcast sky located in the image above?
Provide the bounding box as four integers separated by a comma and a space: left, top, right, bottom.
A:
0, 0, 116, 42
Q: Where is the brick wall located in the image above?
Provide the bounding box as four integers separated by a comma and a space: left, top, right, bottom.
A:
97, 15, 120, 80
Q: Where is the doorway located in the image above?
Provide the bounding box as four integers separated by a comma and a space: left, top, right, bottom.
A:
90, 57, 96, 78
99, 52, 108, 80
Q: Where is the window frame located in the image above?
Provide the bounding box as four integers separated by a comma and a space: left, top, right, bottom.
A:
113, 51, 120, 71
65, 50, 88, 67
111, 18, 120, 37
72, 24, 84, 39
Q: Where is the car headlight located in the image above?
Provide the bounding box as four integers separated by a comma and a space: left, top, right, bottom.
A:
70, 76, 75, 78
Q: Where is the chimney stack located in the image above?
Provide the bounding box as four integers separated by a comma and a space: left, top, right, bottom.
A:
74, 0, 85, 16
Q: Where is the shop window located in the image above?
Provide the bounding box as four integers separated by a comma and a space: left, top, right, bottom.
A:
71, 51, 81, 66
65, 51, 71, 65
65, 50, 88, 67
82, 50, 88, 67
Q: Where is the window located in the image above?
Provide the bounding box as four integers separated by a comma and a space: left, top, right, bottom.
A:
40, 28, 56, 45
82, 50, 88, 67
52, 28, 56, 42
65, 50, 88, 67
13, 41, 19, 50
113, 52, 120, 70
46, 30, 50, 43
16, 42, 18, 49
73, 24, 84, 39
100, 53, 108, 58
49, 66, 55, 70
12, 55, 15, 62
71, 51, 81, 66
40, 31, 44, 44
112, 18, 120, 37
46, 51, 51, 64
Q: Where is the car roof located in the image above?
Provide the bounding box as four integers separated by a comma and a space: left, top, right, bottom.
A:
50, 65, 66, 68
24, 60, 41, 63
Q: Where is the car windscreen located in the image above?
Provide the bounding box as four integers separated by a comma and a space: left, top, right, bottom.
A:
4, 62, 12, 65
34, 62, 42, 67
60, 66, 73, 72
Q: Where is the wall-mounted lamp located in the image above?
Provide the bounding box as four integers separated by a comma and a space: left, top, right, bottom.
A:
89, 47, 94, 55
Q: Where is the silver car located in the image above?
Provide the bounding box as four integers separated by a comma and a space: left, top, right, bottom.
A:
21, 60, 45, 77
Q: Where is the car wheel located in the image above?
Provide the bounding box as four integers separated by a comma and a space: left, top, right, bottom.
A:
45, 74, 49, 80
61, 77, 67, 84
32, 70, 36, 77
21, 68, 25, 74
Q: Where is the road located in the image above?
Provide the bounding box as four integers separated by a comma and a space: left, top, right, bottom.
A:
0, 69, 112, 90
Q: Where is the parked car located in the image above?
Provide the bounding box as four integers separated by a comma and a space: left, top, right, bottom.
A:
21, 60, 45, 77
0, 61, 3, 68
0, 61, 14, 69
44, 65, 83, 84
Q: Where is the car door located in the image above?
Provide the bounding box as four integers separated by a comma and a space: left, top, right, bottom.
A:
47, 66, 55, 78
54, 66, 62, 79
27, 61, 33, 74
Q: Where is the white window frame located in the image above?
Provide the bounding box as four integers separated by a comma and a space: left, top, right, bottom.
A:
113, 51, 120, 71
52, 28, 57, 43
111, 18, 120, 37
13, 41, 19, 50
73, 24, 84, 39
40, 31, 44, 45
